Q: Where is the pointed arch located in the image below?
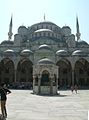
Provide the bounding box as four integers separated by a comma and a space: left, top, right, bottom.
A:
0, 58, 15, 84
56, 59, 72, 88
74, 58, 89, 87
16, 58, 33, 83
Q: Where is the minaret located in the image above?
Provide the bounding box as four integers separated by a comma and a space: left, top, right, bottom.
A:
8, 15, 13, 40
76, 16, 81, 41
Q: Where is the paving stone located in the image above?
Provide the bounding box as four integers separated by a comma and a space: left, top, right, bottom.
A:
2, 90, 89, 120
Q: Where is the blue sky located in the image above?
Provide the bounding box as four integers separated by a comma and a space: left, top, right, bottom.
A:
0, 0, 89, 43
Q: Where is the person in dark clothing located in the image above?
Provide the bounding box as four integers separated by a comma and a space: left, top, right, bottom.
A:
74, 85, 78, 94
71, 86, 74, 93
0, 83, 11, 118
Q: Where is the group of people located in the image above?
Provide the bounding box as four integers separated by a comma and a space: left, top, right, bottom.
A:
71, 85, 78, 93
0, 83, 11, 118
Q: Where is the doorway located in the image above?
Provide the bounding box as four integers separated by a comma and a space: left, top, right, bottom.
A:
41, 70, 50, 86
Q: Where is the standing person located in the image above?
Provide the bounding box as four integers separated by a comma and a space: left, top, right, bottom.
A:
0, 83, 11, 118
74, 85, 78, 93
71, 86, 74, 93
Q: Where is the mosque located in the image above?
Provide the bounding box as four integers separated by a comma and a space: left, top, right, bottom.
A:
0, 16, 89, 94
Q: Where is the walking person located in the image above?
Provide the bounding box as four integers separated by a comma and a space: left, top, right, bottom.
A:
0, 83, 11, 118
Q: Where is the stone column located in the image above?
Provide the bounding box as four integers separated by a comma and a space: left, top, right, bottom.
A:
38, 75, 41, 94
14, 62, 18, 83
14, 69, 17, 82
56, 67, 58, 89
50, 75, 53, 95
68, 70, 71, 86
33, 75, 35, 93
55, 75, 58, 95
72, 69, 74, 86
76, 69, 78, 85
60, 70, 62, 86
71, 61, 75, 86
56, 75, 58, 88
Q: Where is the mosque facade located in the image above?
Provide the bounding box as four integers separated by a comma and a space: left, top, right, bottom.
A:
0, 17, 89, 94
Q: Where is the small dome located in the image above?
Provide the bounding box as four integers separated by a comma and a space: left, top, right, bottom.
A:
39, 44, 51, 50
62, 26, 71, 29
56, 50, 69, 56
35, 29, 53, 33
20, 49, 33, 56
72, 50, 87, 56
38, 58, 54, 64
4, 49, 14, 53
1, 40, 14, 45
18, 26, 28, 35
3, 49, 15, 56
62, 26, 71, 36
18, 25, 27, 29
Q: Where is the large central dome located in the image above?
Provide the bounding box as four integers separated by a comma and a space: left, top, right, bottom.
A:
28, 20, 61, 33
27, 20, 62, 40
32, 21, 59, 27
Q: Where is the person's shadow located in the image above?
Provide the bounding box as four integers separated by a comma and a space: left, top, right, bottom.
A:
0, 114, 6, 120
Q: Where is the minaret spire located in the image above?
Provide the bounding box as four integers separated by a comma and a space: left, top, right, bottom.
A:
76, 16, 81, 41
8, 15, 13, 40
44, 13, 46, 21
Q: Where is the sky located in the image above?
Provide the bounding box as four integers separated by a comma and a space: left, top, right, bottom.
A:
0, 0, 89, 43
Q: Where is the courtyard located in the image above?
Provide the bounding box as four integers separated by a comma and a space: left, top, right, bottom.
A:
1, 90, 89, 120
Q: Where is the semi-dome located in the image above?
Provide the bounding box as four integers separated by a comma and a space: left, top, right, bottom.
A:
1, 40, 14, 45
72, 50, 87, 56
56, 50, 69, 56
38, 58, 54, 64
35, 29, 53, 33
20, 49, 33, 56
38, 44, 51, 50
77, 40, 89, 46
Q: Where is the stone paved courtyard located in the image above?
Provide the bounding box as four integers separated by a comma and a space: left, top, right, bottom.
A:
1, 90, 89, 120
